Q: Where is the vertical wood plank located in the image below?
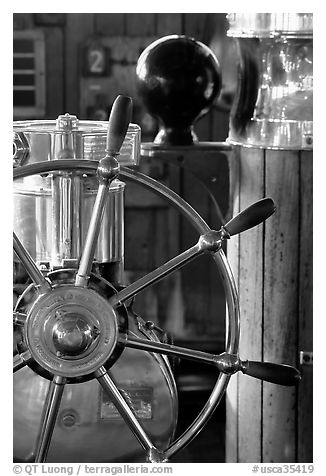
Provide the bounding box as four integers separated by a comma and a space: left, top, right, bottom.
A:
206, 151, 229, 338
225, 147, 240, 462
237, 147, 264, 462
181, 12, 220, 337
13, 13, 34, 29
184, 13, 208, 40
181, 157, 211, 336
95, 13, 125, 36
164, 161, 183, 332
183, 12, 217, 146
45, 28, 64, 117
125, 13, 156, 36
263, 150, 299, 462
124, 208, 156, 271
166, 160, 182, 259
65, 14, 94, 115
154, 207, 172, 329
297, 150, 313, 462
156, 13, 182, 36
202, 13, 227, 46
226, 147, 312, 463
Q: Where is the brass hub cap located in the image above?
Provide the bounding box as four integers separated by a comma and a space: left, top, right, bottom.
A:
25, 286, 119, 378
52, 315, 94, 356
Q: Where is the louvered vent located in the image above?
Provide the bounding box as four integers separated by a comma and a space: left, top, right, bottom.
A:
13, 30, 45, 118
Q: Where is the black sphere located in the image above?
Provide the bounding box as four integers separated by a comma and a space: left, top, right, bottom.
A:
136, 35, 222, 145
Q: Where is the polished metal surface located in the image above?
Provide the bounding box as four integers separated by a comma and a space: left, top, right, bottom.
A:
34, 375, 66, 463
13, 111, 133, 271
14, 171, 125, 269
121, 340, 299, 386
95, 366, 155, 453
75, 157, 120, 287
51, 173, 82, 265
13, 231, 52, 294
14, 331, 178, 462
52, 316, 94, 356
227, 14, 313, 150
13, 131, 30, 167
227, 13, 313, 38
13, 118, 140, 166
13, 350, 32, 373
84, 180, 125, 265
109, 242, 204, 307
13, 311, 27, 326
299, 351, 313, 366
75, 95, 130, 286
25, 286, 119, 378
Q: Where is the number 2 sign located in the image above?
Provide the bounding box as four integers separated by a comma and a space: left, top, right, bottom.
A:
83, 36, 108, 76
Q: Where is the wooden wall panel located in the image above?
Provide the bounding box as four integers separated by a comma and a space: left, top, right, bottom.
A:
65, 14, 94, 115
226, 147, 312, 463
156, 13, 182, 36
13, 13, 34, 30
124, 208, 157, 272
78, 35, 155, 118
95, 13, 125, 36
181, 164, 211, 337
225, 148, 240, 462
184, 13, 208, 40
263, 151, 299, 462
298, 150, 313, 462
238, 148, 264, 462
207, 151, 229, 338
125, 13, 156, 36
226, 147, 265, 462
44, 28, 64, 118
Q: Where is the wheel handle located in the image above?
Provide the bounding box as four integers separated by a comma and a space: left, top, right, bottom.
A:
75, 95, 132, 287
241, 360, 301, 386
222, 198, 276, 237
215, 353, 300, 386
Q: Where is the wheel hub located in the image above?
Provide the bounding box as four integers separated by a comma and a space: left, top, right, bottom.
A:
25, 286, 119, 378
52, 315, 94, 356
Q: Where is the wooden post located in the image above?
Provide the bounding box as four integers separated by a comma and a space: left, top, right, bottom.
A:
226, 146, 313, 463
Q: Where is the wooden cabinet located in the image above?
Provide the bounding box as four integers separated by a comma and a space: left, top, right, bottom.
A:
226, 147, 313, 462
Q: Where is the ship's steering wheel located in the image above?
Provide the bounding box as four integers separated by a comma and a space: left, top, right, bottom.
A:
13, 96, 300, 463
